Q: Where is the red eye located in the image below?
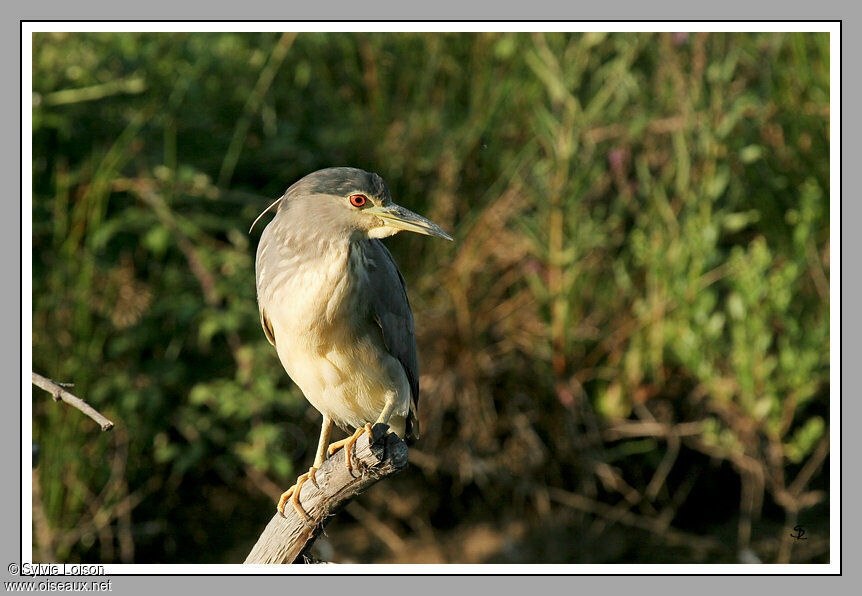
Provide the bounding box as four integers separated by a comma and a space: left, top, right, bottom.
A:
349, 194, 367, 208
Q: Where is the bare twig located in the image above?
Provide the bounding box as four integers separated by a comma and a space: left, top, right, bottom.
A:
789, 435, 830, 497
244, 424, 408, 564
603, 420, 704, 440
344, 501, 409, 554
32, 372, 114, 431
646, 430, 681, 501
548, 487, 722, 553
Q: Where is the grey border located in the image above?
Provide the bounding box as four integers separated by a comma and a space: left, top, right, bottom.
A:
2, 4, 21, 590
1, 0, 853, 20
8, 0, 852, 594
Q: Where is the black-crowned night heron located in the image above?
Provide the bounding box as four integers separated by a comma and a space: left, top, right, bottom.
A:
251, 167, 452, 519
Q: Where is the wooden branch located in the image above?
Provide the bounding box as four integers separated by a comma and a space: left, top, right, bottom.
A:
32, 372, 114, 431
244, 423, 408, 564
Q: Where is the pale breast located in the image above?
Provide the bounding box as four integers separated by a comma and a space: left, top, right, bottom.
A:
257, 234, 407, 431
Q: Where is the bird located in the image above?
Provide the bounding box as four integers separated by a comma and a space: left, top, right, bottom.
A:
251, 167, 452, 519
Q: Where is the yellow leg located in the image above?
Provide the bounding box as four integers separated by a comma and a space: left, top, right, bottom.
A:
312, 417, 334, 470
276, 416, 333, 519
327, 423, 373, 470
277, 466, 317, 520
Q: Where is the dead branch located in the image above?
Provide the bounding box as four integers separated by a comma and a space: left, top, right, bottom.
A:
32, 372, 114, 431
244, 423, 408, 564
548, 486, 722, 553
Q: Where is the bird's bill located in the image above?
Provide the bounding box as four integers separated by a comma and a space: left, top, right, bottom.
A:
365, 204, 454, 241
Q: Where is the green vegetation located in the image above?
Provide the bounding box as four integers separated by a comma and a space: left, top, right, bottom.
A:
31, 31, 830, 564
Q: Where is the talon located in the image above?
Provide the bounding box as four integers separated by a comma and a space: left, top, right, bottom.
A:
327, 423, 374, 471
276, 467, 318, 521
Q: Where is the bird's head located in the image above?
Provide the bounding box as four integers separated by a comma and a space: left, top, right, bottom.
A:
250, 167, 453, 242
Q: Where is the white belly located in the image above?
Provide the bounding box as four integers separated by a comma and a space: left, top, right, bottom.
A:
260, 244, 409, 434
276, 337, 409, 433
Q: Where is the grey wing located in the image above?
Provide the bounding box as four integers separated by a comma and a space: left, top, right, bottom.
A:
364, 239, 420, 441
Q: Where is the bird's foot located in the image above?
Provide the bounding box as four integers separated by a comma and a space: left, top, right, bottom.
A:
277, 466, 318, 521
326, 423, 374, 471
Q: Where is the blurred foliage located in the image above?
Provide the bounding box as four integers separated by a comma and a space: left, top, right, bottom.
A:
31, 31, 829, 564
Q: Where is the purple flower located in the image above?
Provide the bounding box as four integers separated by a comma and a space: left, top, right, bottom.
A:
672, 32, 690, 46
608, 147, 630, 173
